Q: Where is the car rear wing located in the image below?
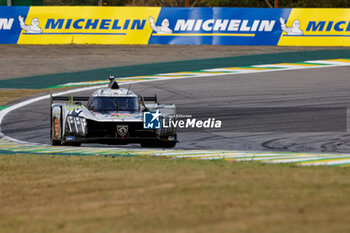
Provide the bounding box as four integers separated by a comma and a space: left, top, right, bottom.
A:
139, 95, 157, 103
139, 95, 158, 109
50, 95, 90, 105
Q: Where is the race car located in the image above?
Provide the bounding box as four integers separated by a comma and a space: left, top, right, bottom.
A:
50, 76, 177, 148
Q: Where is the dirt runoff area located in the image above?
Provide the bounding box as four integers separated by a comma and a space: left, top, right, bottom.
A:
0, 45, 342, 80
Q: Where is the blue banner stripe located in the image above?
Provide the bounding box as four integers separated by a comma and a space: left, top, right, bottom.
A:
0, 6, 30, 44
283, 35, 350, 37
148, 7, 292, 45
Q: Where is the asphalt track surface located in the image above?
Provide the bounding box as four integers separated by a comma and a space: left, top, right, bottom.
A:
3, 65, 350, 153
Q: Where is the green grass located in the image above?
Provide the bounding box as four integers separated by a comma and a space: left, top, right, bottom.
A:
0, 154, 349, 233
0, 106, 8, 111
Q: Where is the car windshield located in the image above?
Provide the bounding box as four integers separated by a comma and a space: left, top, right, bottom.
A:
89, 97, 139, 112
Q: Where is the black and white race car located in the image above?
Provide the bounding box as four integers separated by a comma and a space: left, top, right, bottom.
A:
50, 77, 177, 148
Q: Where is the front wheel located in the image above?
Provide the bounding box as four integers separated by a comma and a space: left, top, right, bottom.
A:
51, 139, 61, 146
140, 140, 157, 148
62, 141, 82, 147
160, 141, 176, 148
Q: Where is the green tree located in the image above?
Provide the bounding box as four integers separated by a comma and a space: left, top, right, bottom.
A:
43, 0, 350, 7
200, 0, 270, 7
44, 0, 129, 5
280, 0, 350, 8
200, 0, 350, 8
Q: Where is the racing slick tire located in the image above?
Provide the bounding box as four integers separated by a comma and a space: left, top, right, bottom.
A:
51, 139, 61, 146
50, 138, 81, 146
140, 141, 157, 148
62, 141, 82, 147
159, 141, 176, 148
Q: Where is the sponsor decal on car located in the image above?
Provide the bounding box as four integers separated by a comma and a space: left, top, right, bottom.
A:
66, 136, 75, 141
110, 113, 131, 116
110, 112, 132, 119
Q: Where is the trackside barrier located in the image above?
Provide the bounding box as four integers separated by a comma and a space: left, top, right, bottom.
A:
0, 6, 349, 46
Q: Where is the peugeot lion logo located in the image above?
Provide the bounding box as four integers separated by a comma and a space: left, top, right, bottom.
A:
117, 125, 128, 137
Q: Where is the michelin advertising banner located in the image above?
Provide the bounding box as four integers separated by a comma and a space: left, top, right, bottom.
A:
0, 6, 349, 46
